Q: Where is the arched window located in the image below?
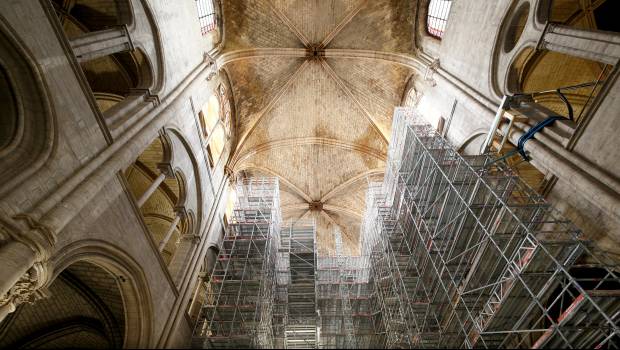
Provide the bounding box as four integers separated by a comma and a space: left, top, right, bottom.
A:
200, 95, 219, 137
404, 87, 419, 107
427, 0, 452, 39
195, 0, 216, 35
199, 92, 228, 168
208, 125, 226, 166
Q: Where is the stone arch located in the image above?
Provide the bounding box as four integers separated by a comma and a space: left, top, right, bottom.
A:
173, 168, 188, 209
165, 129, 200, 186
490, 0, 537, 98
502, 1, 530, 54
514, 0, 615, 122
49, 240, 153, 348
51, 0, 133, 39
165, 128, 204, 235
457, 129, 488, 155
205, 245, 219, 276
495, 0, 615, 115
0, 16, 54, 197
132, 0, 165, 94
518, 51, 606, 122
535, 0, 553, 24
505, 45, 537, 94
0, 66, 16, 152
51, 0, 164, 101
0, 240, 152, 348
124, 134, 187, 265
501, 0, 614, 122
81, 47, 155, 113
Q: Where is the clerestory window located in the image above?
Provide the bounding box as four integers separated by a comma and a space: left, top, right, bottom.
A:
427, 0, 452, 39
196, 0, 216, 35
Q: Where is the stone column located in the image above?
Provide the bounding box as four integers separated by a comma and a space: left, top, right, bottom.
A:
70, 25, 134, 62
137, 173, 167, 207
415, 53, 620, 226
105, 89, 160, 136
539, 23, 620, 65
187, 272, 208, 322
505, 121, 620, 224
158, 209, 185, 252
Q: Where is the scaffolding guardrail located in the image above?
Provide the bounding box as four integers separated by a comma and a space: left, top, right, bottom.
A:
192, 178, 281, 349
192, 107, 620, 349
361, 107, 620, 348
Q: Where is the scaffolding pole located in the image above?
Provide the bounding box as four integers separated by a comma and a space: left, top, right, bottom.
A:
192, 178, 281, 349
192, 107, 620, 349
316, 228, 380, 349
276, 220, 319, 349
361, 107, 620, 348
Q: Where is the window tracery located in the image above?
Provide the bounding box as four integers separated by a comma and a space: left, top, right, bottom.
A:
199, 89, 229, 168
427, 0, 452, 39
195, 0, 216, 35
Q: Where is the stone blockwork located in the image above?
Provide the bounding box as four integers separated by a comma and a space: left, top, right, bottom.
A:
410, 0, 620, 259
0, 0, 619, 348
0, 0, 232, 348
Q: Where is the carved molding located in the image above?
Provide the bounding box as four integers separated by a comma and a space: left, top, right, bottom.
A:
128, 88, 160, 106
424, 58, 440, 86
180, 234, 201, 245
156, 162, 174, 178
0, 263, 50, 312
223, 165, 234, 179
204, 52, 218, 81
9, 214, 55, 259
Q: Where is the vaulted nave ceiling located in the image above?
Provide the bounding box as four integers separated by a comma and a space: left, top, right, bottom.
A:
221, 0, 416, 254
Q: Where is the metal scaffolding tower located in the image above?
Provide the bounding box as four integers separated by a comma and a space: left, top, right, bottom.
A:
361, 107, 620, 348
192, 107, 619, 349
192, 178, 281, 349
316, 230, 380, 349
275, 221, 319, 349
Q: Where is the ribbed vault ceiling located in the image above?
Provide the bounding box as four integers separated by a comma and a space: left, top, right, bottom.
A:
222, 0, 416, 254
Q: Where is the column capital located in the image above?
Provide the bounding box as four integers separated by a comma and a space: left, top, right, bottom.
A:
9, 214, 55, 260
536, 21, 555, 51
128, 88, 160, 106
180, 234, 201, 244
204, 51, 215, 64
120, 24, 135, 52
506, 94, 534, 109
0, 262, 51, 312
204, 52, 219, 81
157, 162, 174, 178
224, 165, 235, 178
423, 58, 440, 87
174, 206, 188, 219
